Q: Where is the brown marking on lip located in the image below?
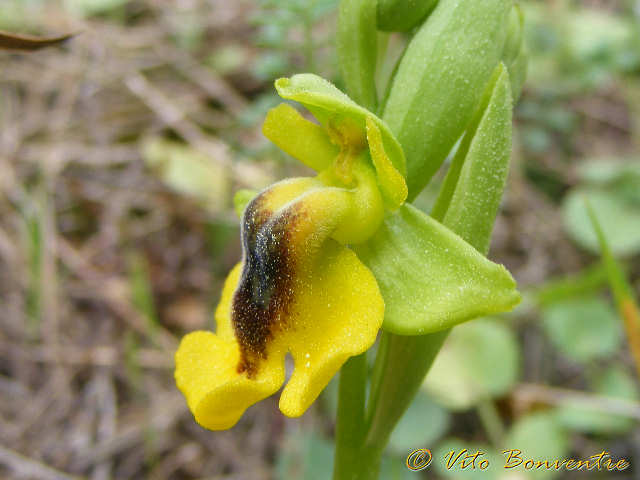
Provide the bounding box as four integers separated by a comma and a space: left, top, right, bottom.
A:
231, 193, 304, 377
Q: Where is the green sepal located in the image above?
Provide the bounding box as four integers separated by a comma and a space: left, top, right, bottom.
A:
262, 103, 338, 171
376, 0, 438, 32
275, 74, 406, 177
382, 0, 511, 199
434, 63, 513, 255
355, 203, 520, 335
337, 0, 378, 111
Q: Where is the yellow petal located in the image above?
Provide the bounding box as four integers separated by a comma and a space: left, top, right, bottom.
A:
176, 176, 385, 430
174, 330, 285, 430
365, 116, 408, 210
279, 241, 384, 417
263, 103, 338, 171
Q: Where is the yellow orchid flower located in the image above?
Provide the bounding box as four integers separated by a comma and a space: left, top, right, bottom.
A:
175, 74, 520, 431
175, 75, 406, 430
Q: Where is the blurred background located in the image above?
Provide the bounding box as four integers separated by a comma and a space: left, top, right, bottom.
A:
1, 0, 639, 479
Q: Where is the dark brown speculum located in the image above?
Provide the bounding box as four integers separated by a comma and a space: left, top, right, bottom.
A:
231, 194, 301, 377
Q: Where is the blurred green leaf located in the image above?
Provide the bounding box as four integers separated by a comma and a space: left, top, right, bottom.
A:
142, 138, 230, 213
276, 431, 334, 480
578, 158, 640, 185
388, 392, 449, 455
378, 456, 416, 480
534, 263, 608, 307
207, 45, 251, 75
542, 297, 621, 363
563, 188, 640, 256
556, 366, 639, 435
504, 412, 570, 480
253, 52, 291, 81
422, 319, 520, 410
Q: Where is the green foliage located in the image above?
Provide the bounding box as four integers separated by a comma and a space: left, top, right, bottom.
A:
142, 138, 231, 213
563, 184, 640, 257
252, 0, 339, 74
433, 63, 513, 254
376, 0, 438, 32
542, 297, 621, 363
523, 3, 640, 92
276, 431, 335, 480
382, 0, 511, 198
504, 412, 570, 480
337, 0, 378, 110
356, 205, 520, 335
422, 319, 520, 410
388, 392, 449, 454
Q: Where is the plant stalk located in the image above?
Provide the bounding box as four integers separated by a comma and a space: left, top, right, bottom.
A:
333, 352, 368, 480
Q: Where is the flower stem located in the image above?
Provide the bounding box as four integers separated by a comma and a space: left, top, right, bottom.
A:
476, 399, 505, 446
333, 352, 368, 480
363, 330, 449, 456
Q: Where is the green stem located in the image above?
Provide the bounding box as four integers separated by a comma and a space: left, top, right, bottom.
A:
333, 352, 368, 480
363, 330, 449, 465
476, 399, 505, 447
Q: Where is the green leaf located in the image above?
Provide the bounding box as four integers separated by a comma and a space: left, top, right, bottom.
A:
587, 200, 640, 378
563, 188, 640, 256
504, 412, 570, 480
376, 0, 438, 32
533, 263, 608, 307
276, 431, 334, 480
382, 0, 511, 199
578, 158, 640, 185
274, 74, 406, 176
378, 456, 417, 480
556, 366, 639, 435
337, 0, 378, 111
356, 204, 520, 335
422, 319, 520, 410
502, 5, 524, 67
433, 63, 513, 254
506, 47, 528, 102
388, 392, 449, 454
541, 297, 621, 363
